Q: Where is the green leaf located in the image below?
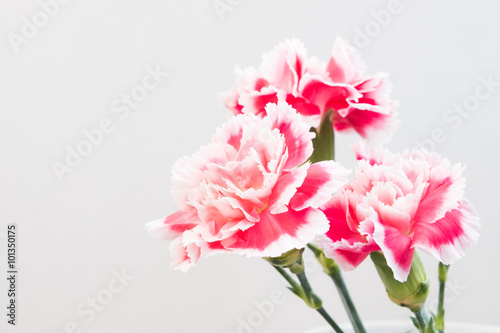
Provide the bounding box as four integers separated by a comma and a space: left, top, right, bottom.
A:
410, 316, 420, 329
426, 317, 436, 333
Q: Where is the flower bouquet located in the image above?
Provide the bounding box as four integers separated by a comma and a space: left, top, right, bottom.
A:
145, 38, 481, 333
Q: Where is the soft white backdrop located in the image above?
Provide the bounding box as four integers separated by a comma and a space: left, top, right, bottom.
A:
1, 1, 499, 332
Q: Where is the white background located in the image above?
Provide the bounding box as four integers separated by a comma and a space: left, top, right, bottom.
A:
1, 0, 499, 332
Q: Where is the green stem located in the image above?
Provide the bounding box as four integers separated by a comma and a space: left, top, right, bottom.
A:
272, 264, 344, 333
296, 269, 316, 306
296, 270, 344, 333
330, 272, 366, 333
331, 117, 335, 160
309, 111, 335, 163
273, 266, 302, 294
415, 309, 429, 333
436, 263, 450, 333
307, 244, 366, 333
317, 307, 344, 333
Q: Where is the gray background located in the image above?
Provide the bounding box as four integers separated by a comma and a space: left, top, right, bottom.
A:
1, 0, 499, 332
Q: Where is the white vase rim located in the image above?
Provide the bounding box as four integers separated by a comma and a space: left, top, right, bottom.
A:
306, 320, 500, 333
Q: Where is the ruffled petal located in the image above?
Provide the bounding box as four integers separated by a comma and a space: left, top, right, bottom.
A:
260, 39, 307, 93
169, 237, 200, 272
221, 67, 275, 116
318, 196, 377, 271
319, 239, 372, 271
413, 163, 466, 224
222, 207, 329, 257
263, 101, 315, 170
285, 94, 322, 128
351, 140, 396, 166
238, 88, 279, 117
333, 105, 397, 140
300, 73, 362, 115
268, 164, 309, 214
146, 209, 201, 241
411, 200, 480, 264
326, 37, 366, 83
372, 215, 414, 282
170, 233, 228, 272
290, 161, 350, 211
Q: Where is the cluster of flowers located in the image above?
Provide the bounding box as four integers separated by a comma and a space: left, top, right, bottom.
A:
146, 38, 479, 286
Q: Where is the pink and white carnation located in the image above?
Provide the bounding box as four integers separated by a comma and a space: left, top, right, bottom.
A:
317, 142, 480, 282
222, 38, 398, 140
147, 101, 350, 272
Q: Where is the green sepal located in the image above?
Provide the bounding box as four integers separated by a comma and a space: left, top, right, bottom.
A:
370, 251, 429, 313
438, 262, 449, 283
307, 243, 341, 277
264, 248, 305, 272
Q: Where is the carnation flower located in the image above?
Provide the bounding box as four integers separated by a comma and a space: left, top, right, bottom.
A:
222, 38, 398, 140
317, 142, 480, 281
147, 101, 350, 271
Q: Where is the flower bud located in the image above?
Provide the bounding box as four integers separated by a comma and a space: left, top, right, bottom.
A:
264, 248, 305, 273
370, 251, 429, 313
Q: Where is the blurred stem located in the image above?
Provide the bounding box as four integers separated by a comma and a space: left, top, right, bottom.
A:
273, 265, 302, 295
415, 309, 429, 333
309, 111, 335, 163
308, 244, 366, 333
317, 307, 344, 333
436, 263, 450, 333
330, 270, 366, 333
294, 258, 321, 308
271, 263, 344, 333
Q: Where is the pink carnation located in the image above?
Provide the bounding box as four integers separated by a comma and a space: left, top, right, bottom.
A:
222, 38, 398, 140
317, 143, 480, 281
147, 101, 350, 271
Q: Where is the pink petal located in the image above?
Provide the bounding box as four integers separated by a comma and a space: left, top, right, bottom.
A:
146, 209, 201, 241
268, 165, 309, 214
351, 140, 395, 166
300, 73, 361, 115
411, 200, 480, 265
372, 215, 414, 282
169, 233, 227, 272
193, 215, 255, 244
212, 113, 257, 151
330, 73, 398, 141
169, 237, 200, 272
221, 87, 243, 115
260, 39, 306, 93
263, 101, 315, 170
413, 163, 466, 224
364, 182, 413, 234
223, 67, 278, 117
326, 37, 366, 83
319, 238, 371, 271
355, 73, 391, 99
222, 207, 329, 257
238, 88, 279, 117
321, 196, 365, 243
290, 161, 350, 211
285, 94, 322, 128
344, 75, 395, 114
318, 196, 377, 271
333, 105, 396, 139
